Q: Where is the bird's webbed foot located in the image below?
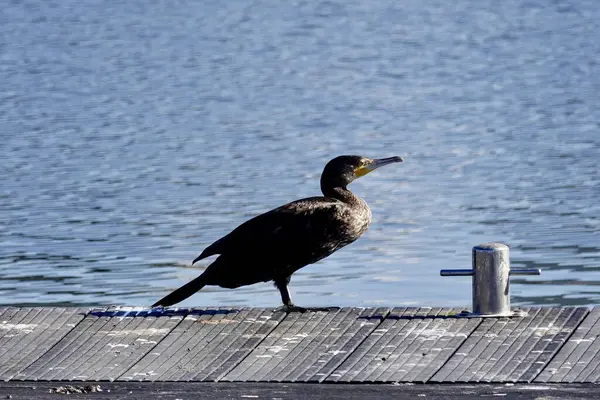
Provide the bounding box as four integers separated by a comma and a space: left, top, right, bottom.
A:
274, 304, 340, 313
275, 303, 307, 313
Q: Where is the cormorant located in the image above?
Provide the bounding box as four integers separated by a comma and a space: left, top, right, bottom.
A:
152, 155, 403, 311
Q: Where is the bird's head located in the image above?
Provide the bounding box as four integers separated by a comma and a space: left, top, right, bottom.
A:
321, 155, 403, 192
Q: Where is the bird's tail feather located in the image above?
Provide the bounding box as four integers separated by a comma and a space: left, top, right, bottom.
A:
152, 274, 207, 307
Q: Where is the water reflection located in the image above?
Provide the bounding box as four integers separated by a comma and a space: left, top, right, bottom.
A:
2, 0, 600, 307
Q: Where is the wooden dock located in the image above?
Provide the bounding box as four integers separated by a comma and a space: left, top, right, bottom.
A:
0, 306, 599, 384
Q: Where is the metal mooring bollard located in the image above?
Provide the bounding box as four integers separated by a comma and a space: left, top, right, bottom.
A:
440, 243, 541, 317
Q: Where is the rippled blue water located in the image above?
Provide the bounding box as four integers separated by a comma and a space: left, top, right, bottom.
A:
2, 0, 599, 308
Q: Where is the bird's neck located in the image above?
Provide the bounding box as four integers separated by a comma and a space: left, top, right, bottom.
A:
321, 186, 363, 205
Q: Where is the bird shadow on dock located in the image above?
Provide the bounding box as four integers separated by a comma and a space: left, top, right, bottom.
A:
89, 307, 244, 318
381, 312, 472, 320
356, 309, 473, 321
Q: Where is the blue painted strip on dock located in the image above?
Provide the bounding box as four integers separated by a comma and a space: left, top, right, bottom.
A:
0, 306, 594, 383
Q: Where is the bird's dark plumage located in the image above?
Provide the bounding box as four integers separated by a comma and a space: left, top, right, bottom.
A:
152, 155, 403, 310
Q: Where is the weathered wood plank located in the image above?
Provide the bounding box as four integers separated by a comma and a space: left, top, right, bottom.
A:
572, 312, 600, 383
220, 310, 304, 382
164, 309, 272, 381
217, 309, 324, 382
431, 309, 539, 383
118, 308, 206, 381
517, 307, 587, 382
18, 309, 109, 380
68, 313, 143, 380
265, 309, 341, 382
44, 310, 140, 380
144, 309, 235, 382
0, 308, 40, 356
302, 307, 389, 383
537, 308, 600, 383
18, 308, 186, 381
328, 308, 477, 383
373, 309, 450, 383
579, 344, 600, 383
431, 307, 587, 383
275, 308, 387, 382
201, 309, 286, 382
0, 308, 42, 360
119, 308, 232, 381
495, 307, 585, 383
2, 308, 86, 381
326, 307, 412, 382
119, 308, 284, 382
223, 308, 388, 383
333, 308, 440, 382
0, 306, 592, 383
402, 314, 479, 382
74, 309, 184, 381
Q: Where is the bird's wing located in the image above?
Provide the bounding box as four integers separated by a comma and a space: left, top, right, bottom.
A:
194, 197, 346, 265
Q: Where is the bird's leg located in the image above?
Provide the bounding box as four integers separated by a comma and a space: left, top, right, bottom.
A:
274, 277, 339, 313
274, 277, 306, 313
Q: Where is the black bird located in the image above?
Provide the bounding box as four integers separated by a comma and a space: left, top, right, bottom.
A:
152, 155, 403, 311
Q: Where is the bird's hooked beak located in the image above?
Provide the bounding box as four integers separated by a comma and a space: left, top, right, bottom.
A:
355, 156, 403, 177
